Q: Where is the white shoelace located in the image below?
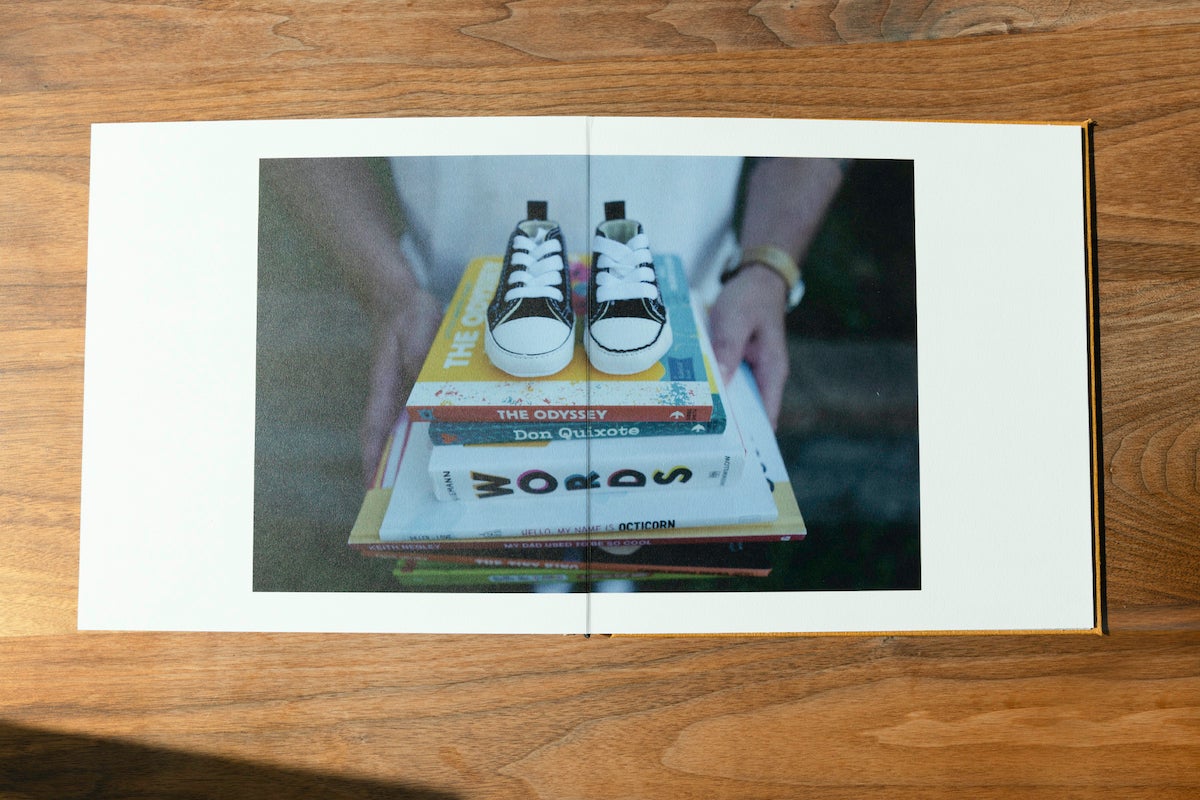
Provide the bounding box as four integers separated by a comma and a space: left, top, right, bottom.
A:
505, 228, 565, 302
592, 232, 658, 302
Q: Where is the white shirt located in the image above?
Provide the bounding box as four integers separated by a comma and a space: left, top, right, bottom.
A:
389, 155, 744, 305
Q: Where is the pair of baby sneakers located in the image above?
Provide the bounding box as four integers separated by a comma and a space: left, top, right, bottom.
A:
484, 200, 673, 378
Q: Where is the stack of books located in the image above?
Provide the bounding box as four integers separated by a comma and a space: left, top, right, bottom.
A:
348, 254, 807, 589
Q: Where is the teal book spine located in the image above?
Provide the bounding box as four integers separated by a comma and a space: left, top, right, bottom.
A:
427, 394, 727, 446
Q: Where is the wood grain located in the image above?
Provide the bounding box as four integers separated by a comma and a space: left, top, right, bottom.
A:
2, 3, 1200, 796
1100, 275, 1200, 606
5, 1, 1200, 84
0, 631, 1197, 797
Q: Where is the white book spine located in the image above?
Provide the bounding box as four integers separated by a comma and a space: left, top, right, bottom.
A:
429, 441, 743, 502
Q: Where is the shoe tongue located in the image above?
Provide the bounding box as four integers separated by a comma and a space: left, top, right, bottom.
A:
520, 220, 555, 240
598, 219, 638, 245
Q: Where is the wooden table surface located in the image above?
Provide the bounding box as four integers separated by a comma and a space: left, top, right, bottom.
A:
3, 2, 1199, 797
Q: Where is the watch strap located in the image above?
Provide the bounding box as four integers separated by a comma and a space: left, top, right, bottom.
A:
723, 244, 805, 310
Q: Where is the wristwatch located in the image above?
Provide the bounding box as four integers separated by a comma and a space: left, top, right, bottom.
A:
721, 244, 806, 310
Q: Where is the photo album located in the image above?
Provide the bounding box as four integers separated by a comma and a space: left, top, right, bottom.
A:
79, 116, 1100, 634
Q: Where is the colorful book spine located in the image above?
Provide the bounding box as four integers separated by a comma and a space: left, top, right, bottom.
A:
405, 254, 714, 424
354, 528, 804, 555
395, 546, 773, 578
392, 565, 708, 588
427, 394, 727, 445
427, 402, 744, 503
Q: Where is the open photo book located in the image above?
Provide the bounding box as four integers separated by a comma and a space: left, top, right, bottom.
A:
79, 116, 1100, 634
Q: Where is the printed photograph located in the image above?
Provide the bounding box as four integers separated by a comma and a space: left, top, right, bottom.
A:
254, 155, 919, 594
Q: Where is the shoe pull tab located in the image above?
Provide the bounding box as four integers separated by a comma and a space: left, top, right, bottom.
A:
604, 200, 625, 221
527, 200, 548, 221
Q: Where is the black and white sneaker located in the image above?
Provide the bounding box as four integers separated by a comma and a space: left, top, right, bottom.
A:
586, 201, 672, 375
485, 200, 576, 378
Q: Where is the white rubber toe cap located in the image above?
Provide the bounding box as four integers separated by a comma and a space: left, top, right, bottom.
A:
486, 318, 575, 377
588, 318, 664, 353
491, 318, 572, 356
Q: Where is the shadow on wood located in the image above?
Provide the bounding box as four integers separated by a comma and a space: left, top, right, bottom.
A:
0, 721, 459, 800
